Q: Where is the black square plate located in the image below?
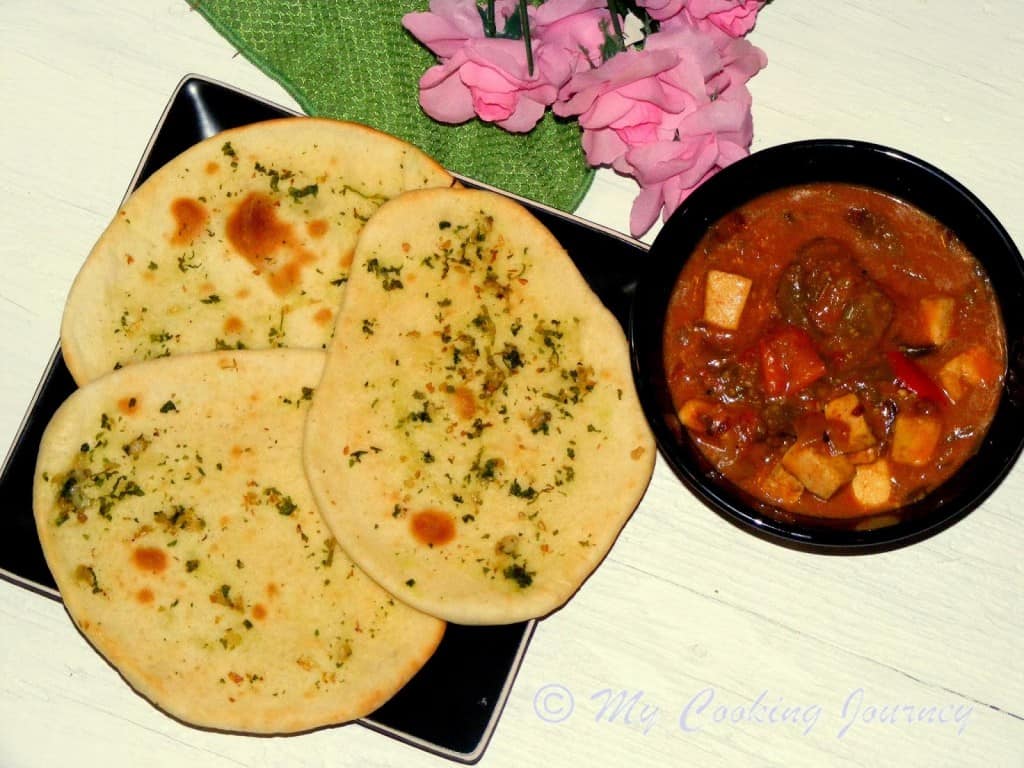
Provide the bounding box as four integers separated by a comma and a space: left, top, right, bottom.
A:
0, 74, 647, 763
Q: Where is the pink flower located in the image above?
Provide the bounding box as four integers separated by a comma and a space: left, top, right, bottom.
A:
404, 0, 770, 236
531, 0, 614, 74
636, 0, 765, 37
645, 21, 766, 98
403, 0, 513, 59
554, 31, 719, 167
634, 0, 688, 22
627, 88, 754, 235
684, 0, 765, 36
556, 24, 765, 235
403, 0, 562, 132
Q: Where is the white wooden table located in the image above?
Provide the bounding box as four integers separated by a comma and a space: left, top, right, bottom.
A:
2, 2, 1022, 766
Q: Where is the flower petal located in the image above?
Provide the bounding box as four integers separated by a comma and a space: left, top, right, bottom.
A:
418, 65, 477, 124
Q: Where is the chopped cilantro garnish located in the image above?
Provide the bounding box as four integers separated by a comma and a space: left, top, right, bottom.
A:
288, 183, 319, 201
264, 487, 296, 516
509, 479, 537, 500
503, 563, 534, 589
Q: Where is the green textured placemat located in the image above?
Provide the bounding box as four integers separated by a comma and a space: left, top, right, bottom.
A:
189, 0, 594, 211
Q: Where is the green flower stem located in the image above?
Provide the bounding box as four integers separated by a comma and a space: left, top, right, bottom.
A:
520, 0, 534, 76
607, 0, 625, 51
486, 0, 496, 37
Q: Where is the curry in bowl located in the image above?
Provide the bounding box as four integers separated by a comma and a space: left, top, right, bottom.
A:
631, 139, 1024, 550
662, 182, 1005, 519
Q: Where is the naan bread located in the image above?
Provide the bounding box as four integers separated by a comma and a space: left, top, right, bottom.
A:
33, 349, 445, 733
304, 189, 655, 625
61, 117, 454, 385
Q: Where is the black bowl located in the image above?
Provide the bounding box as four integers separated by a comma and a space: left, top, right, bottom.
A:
630, 139, 1024, 553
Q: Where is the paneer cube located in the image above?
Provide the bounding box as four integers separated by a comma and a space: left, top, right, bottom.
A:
890, 414, 942, 466
781, 442, 855, 500
760, 462, 805, 506
824, 393, 877, 453
851, 459, 893, 508
938, 346, 1001, 402
677, 399, 720, 434
919, 296, 956, 346
704, 269, 752, 330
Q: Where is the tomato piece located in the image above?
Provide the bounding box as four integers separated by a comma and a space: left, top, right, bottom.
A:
758, 325, 827, 397
885, 349, 950, 405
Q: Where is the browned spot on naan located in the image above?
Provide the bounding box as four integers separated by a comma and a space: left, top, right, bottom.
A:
410, 510, 455, 547
269, 250, 316, 295
451, 387, 477, 420
133, 546, 167, 574
170, 198, 208, 245
226, 192, 317, 296
226, 193, 290, 264
117, 396, 141, 415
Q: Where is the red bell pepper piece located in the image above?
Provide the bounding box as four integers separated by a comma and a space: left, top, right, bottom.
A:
758, 325, 828, 397
885, 349, 950, 405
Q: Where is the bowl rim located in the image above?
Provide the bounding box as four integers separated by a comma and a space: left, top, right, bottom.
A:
629, 138, 1024, 554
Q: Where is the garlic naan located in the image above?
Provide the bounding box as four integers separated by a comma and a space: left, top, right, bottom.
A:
34, 349, 444, 732
61, 117, 454, 385
304, 189, 655, 625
